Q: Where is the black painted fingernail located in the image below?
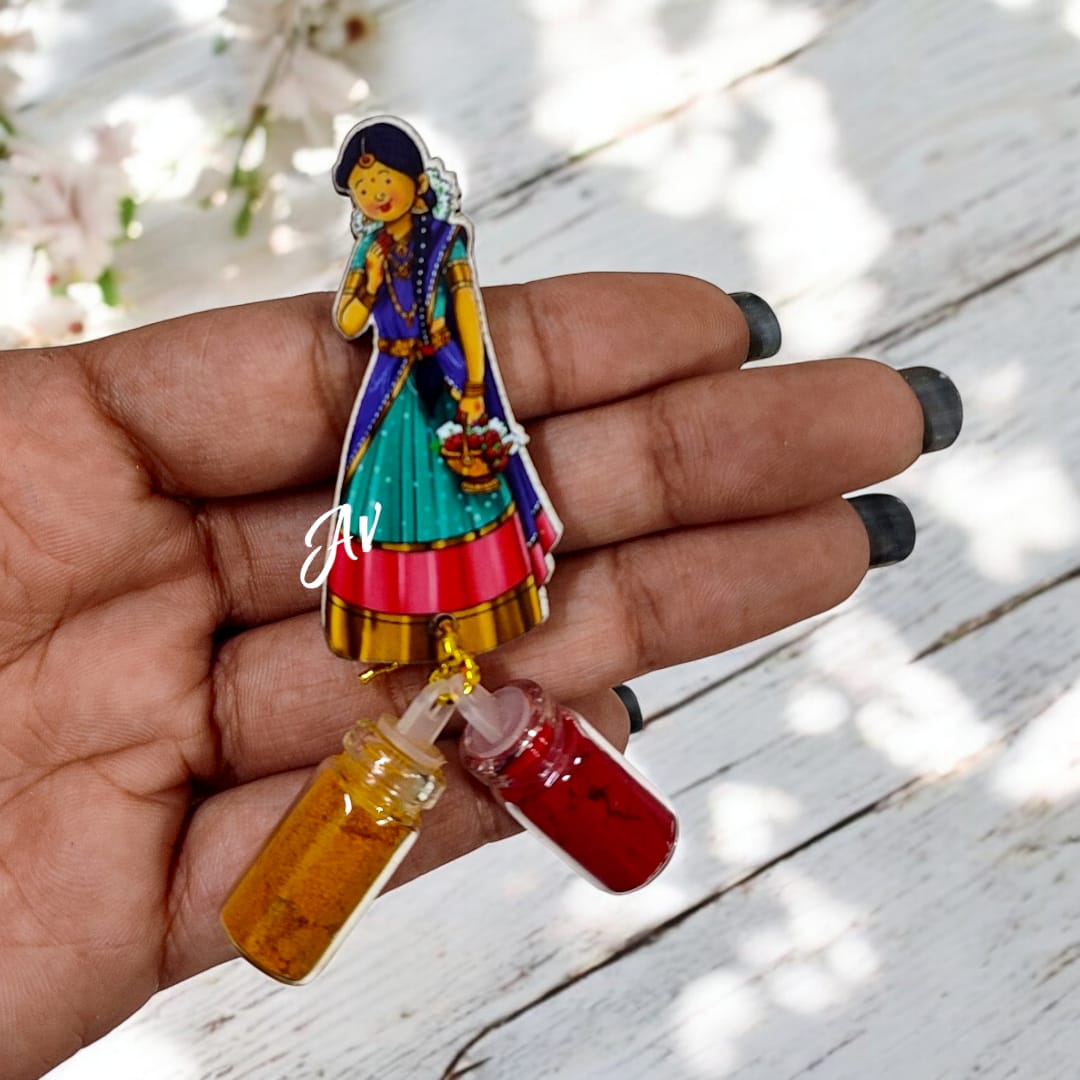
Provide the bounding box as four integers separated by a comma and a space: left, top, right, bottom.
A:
614, 684, 645, 734
899, 366, 963, 453
847, 493, 916, 568
730, 291, 782, 362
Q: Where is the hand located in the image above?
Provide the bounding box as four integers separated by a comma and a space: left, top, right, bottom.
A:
0, 273, 951, 1077
364, 238, 387, 288
456, 390, 487, 425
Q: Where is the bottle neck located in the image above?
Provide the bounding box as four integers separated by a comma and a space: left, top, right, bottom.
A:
461, 681, 570, 790
340, 719, 445, 822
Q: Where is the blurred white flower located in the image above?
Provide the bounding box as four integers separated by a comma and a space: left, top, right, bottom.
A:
0, 242, 94, 347
0, 125, 134, 283
23, 291, 86, 345
224, 0, 370, 113
0, 0, 373, 341
223, 0, 295, 44
90, 121, 136, 167
266, 42, 366, 143
0, 23, 33, 115
308, 1, 371, 56
224, 0, 369, 56
217, 1, 370, 234
0, 62, 18, 110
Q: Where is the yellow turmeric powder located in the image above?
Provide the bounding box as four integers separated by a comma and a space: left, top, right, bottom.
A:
221, 718, 444, 983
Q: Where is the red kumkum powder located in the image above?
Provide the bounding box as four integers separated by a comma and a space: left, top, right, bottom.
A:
461, 682, 677, 892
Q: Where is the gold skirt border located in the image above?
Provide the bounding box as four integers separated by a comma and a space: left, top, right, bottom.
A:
325, 576, 543, 664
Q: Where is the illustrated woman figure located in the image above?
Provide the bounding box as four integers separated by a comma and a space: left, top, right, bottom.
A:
324, 117, 562, 664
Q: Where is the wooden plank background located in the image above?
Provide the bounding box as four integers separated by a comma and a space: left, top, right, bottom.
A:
32, 0, 1080, 1077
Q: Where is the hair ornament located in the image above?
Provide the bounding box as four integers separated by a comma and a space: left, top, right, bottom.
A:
424, 158, 460, 222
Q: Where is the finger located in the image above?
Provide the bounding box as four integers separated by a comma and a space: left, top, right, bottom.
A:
163, 686, 630, 985
211, 498, 876, 783
195, 484, 330, 627
535, 357, 925, 550
78, 275, 764, 498
201, 357, 922, 627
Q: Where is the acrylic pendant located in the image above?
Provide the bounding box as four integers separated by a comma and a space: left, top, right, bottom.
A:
457, 681, 679, 893
221, 118, 676, 986
322, 115, 563, 666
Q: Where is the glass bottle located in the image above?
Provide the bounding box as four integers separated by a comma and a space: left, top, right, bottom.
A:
458, 680, 678, 893
221, 682, 456, 983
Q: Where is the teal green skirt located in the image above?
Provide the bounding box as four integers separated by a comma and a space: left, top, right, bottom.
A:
343, 375, 511, 544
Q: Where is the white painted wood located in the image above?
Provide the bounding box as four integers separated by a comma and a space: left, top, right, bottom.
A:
52, 0, 1072, 366
452, 669, 1080, 1079
10, 1, 205, 109
29, 0, 1080, 1077
14, 0, 847, 298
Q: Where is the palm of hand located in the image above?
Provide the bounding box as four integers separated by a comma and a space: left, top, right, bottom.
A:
0, 346, 223, 1073
0, 275, 923, 1078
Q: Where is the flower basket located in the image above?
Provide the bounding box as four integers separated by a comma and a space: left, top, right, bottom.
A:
437, 418, 518, 494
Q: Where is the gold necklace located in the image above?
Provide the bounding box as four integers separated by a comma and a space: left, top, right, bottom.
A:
387, 272, 417, 323
375, 222, 417, 322
387, 236, 412, 278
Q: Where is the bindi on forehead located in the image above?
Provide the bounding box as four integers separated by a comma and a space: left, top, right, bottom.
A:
351, 164, 396, 182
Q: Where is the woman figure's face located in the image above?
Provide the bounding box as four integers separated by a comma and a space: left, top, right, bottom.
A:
348, 156, 417, 222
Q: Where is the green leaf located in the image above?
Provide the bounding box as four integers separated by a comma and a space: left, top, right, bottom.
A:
119, 196, 137, 231
97, 267, 120, 307
229, 166, 262, 193
234, 201, 254, 238
212, 33, 230, 55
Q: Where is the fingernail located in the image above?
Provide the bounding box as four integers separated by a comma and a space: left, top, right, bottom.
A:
899, 366, 963, 453
613, 684, 645, 734
730, 292, 782, 362
847, 493, 916, 568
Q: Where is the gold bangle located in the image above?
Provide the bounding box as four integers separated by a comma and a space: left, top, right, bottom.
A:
358, 289, 378, 309
343, 269, 362, 293
463, 380, 485, 395
446, 259, 472, 280
446, 260, 473, 288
